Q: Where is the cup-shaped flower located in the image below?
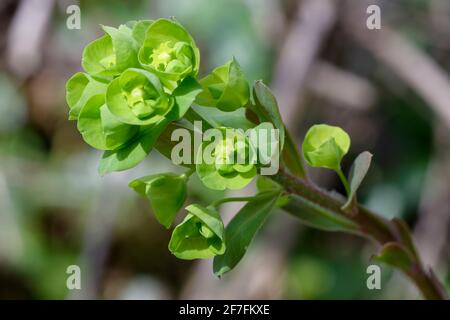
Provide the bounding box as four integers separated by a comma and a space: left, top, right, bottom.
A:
302, 124, 351, 171
169, 204, 225, 260
77, 94, 139, 151
195, 58, 249, 112
106, 68, 174, 125
138, 18, 200, 91
66, 72, 108, 120
82, 24, 140, 78
196, 128, 257, 190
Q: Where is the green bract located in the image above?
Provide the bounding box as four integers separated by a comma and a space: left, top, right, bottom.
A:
131, 20, 154, 45
129, 173, 187, 228
169, 204, 225, 260
138, 18, 200, 91
66, 72, 108, 120
196, 58, 249, 112
302, 124, 351, 171
106, 68, 173, 125
77, 94, 138, 150
82, 24, 139, 77
196, 128, 257, 190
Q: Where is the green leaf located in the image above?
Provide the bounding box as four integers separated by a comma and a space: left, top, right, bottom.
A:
169, 204, 225, 260
138, 18, 200, 91
196, 58, 249, 112
129, 173, 187, 228
374, 242, 415, 272
213, 190, 280, 276
282, 129, 306, 178
106, 68, 174, 125
169, 76, 202, 120
98, 120, 168, 175
302, 124, 350, 171
342, 151, 372, 209
66, 72, 108, 120
283, 194, 360, 233
131, 20, 153, 45
252, 80, 285, 150
392, 218, 419, 260
256, 176, 288, 207
77, 95, 138, 150
82, 24, 139, 77
192, 106, 255, 130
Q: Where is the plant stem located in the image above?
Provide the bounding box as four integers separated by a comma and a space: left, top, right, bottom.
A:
336, 166, 350, 196
271, 168, 448, 300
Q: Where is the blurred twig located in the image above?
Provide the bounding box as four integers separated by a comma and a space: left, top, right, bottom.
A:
414, 124, 450, 270
307, 61, 377, 111
6, 0, 54, 79
272, 0, 337, 130
343, 0, 450, 129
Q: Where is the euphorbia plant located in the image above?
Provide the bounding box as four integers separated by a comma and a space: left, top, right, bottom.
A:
66, 18, 448, 300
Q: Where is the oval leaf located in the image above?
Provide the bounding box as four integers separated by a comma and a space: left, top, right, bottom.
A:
342, 151, 372, 209
252, 81, 285, 150
284, 194, 360, 233
374, 242, 415, 272
213, 190, 280, 277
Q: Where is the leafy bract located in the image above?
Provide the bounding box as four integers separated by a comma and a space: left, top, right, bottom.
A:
342, 151, 372, 209
169, 76, 202, 120
302, 124, 350, 171
82, 24, 139, 77
374, 242, 415, 273
213, 190, 280, 276
252, 81, 285, 150
196, 58, 249, 112
131, 20, 153, 45
129, 173, 187, 228
66, 72, 108, 120
77, 94, 138, 150
169, 204, 225, 259
98, 120, 169, 175
138, 18, 200, 91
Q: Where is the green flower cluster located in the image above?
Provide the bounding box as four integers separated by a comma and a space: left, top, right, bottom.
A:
66, 18, 251, 176
66, 18, 279, 263
66, 19, 203, 173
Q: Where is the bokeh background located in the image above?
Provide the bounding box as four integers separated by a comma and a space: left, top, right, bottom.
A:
0, 0, 449, 299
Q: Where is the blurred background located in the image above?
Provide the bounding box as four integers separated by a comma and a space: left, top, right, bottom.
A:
0, 0, 449, 299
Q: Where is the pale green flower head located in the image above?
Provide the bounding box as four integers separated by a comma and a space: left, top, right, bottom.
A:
302, 124, 351, 171
106, 68, 174, 125
82, 24, 140, 78
169, 204, 225, 260
138, 18, 200, 91
196, 128, 257, 191
195, 58, 250, 112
